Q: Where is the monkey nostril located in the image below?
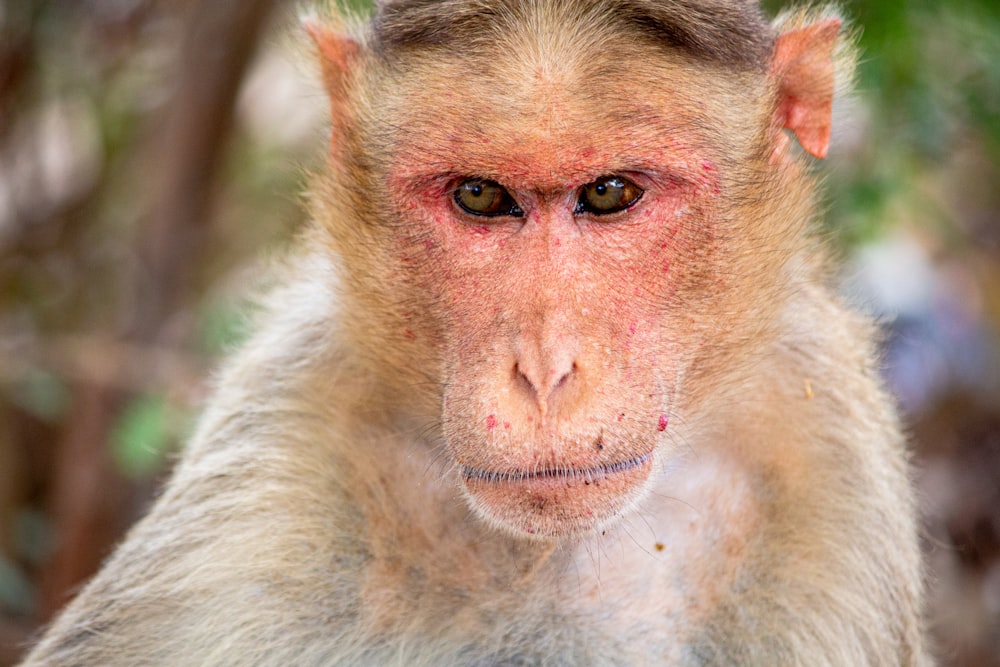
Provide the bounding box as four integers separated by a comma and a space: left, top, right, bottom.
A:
513, 361, 538, 400
513, 359, 577, 412
555, 362, 578, 389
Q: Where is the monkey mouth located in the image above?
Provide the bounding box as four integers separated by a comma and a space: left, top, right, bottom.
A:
461, 453, 652, 485
460, 453, 654, 537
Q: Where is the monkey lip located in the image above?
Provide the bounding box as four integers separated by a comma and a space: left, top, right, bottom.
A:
461, 453, 653, 485
460, 453, 654, 536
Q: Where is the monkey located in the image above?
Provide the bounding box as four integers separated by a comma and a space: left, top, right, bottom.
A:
21, 1, 929, 665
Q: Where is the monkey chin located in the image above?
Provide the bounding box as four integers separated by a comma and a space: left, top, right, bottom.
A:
460, 454, 654, 539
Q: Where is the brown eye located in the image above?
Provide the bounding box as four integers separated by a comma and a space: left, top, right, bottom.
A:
454, 179, 523, 217
576, 176, 643, 215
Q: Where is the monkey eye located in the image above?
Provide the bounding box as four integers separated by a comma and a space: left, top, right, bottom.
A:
454, 179, 524, 217
576, 176, 643, 216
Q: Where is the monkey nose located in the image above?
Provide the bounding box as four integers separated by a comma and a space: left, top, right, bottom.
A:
512, 356, 577, 418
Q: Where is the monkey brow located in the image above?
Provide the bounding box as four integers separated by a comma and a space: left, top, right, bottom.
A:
371, 0, 774, 73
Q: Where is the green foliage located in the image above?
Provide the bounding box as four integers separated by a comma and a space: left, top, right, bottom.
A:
344, 0, 375, 14
198, 297, 253, 357
0, 509, 49, 617
0, 555, 34, 616
111, 394, 177, 479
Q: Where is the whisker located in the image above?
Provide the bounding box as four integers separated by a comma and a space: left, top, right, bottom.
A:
462, 452, 652, 483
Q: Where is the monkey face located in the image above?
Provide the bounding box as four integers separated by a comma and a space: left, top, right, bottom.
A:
425, 163, 700, 538
331, 30, 783, 539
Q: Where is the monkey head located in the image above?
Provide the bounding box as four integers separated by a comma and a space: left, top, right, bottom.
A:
308, 3, 841, 538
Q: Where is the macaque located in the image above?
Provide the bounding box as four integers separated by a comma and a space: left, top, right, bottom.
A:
22, 1, 928, 665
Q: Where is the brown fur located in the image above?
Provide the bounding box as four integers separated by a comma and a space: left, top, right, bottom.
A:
22, 2, 928, 665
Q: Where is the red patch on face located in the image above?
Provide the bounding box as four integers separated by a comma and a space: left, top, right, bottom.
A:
657, 414, 669, 431
486, 414, 498, 431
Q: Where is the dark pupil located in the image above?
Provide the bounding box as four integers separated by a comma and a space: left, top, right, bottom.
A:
595, 183, 608, 196
471, 184, 484, 197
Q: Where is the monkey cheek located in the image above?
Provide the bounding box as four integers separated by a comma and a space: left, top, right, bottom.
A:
461, 457, 654, 538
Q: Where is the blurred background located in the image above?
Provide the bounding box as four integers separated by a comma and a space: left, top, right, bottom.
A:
0, 0, 997, 664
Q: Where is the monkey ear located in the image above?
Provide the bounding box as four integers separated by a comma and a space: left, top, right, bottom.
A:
770, 18, 841, 159
303, 20, 360, 129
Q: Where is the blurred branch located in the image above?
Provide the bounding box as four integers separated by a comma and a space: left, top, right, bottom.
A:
0, 1, 35, 139
133, 0, 281, 338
